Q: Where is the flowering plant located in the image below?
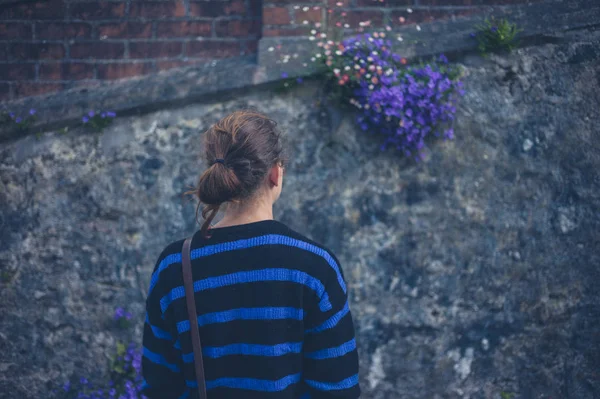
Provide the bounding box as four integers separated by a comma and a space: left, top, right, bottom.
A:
114, 307, 133, 329
53, 307, 146, 399
0, 108, 37, 132
82, 110, 116, 132
315, 31, 465, 159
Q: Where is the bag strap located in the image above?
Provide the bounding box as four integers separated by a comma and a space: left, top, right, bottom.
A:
182, 236, 208, 399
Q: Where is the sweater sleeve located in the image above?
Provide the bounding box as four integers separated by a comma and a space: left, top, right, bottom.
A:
302, 253, 361, 398
140, 247, 187, 399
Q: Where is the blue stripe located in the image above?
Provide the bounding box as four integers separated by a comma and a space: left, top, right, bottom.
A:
149, 252, 181, 294
143, 347, 180, 373
305, 374, 359, 391
186, 380, 198, 388
177, 307, 303, 334
305, 302, 350, 334
141, 380, 149, 391
181, 342, 303, 363
148, 235, 346, 296
178, 389, 189, 399
145, 313, 172, 340
160, 268, 332, 315
300, 393, 311, 399
304, 338, 356, 359
207, 373, 301, 391
174, 340, 181, 350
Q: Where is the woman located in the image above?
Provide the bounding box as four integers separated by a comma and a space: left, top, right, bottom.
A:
141, 110, 361, 399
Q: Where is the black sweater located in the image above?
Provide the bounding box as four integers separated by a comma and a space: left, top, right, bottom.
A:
141, 219, 361, 399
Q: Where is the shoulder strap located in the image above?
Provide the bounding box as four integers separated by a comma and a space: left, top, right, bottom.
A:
182, 237, 208, 399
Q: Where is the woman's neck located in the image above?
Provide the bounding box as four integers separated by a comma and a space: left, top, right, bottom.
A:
213, 197, 274, 228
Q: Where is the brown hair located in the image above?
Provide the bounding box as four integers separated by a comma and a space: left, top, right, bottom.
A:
183, 110, 286, 238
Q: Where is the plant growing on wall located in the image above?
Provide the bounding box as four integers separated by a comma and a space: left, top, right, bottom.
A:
314, 31, 465, 160
0, 108, 37, 132
472, 17, 522, 54
82, 110, 117, 132
54, 307, 146, 399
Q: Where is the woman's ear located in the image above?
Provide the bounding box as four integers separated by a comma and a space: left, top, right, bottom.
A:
268, 164, 280, 187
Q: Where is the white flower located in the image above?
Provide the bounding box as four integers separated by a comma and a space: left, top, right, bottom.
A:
333, 68, 341, 75
344, 24, 349, 28
268, 47, 274, 52
303, 6, 309, 11
416, 25, 421, 31
311, 57, 316, 62
354, 64, 360, 70
316, 53, 322, 58
368, 85, 374, 90
407, 8, 413, 13
366, 73, 371, 78
397, 35, 403, 41
336, 50, 342, 55
311, 29, 317, 34
320, 33, 326, 38
309, 36, 315, 41
344, 65, 351, 71
303, 20, 309, 25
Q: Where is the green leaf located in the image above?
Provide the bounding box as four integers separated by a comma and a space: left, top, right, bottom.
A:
116, 342, 126, 356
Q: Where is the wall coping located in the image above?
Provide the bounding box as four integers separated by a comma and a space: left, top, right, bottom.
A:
1, 0, 599, 144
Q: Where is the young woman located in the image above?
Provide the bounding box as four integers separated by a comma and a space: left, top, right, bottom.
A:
141, 110, 361, 399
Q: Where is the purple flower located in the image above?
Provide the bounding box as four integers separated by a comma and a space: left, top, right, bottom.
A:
281, 72, 288, 78
439, 54, 448, 64
15, 117, 22, 123
101, 112, 106, 118
63, 382, 71, 392
106, 111, 116, 118
491, 26, 498, 32
470, 32, 477, 38
296, 77, 303, 83
82, 116, 89, 123
80, 377, 88, 385
9, 112, 14, 119
29, 109, 36, 115
88, 110, 95, 117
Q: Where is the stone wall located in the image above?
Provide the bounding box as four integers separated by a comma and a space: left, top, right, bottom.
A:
1, 27, 600, 399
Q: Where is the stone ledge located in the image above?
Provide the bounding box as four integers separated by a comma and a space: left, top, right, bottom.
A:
1, 0, 599, 144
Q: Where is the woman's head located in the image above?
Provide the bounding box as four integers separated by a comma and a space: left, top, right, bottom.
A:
186, 110, 286, 236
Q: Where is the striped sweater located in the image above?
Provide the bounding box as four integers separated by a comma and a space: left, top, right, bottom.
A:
141, 219, 361, 399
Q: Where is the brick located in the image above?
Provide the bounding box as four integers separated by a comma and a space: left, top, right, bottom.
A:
0, 64, 36, 81
247, 0, 262, 17
0, 0, 65, 20
0, 44, 7, 61
130, 2, 186, 19
129, 41, 183, 58
0, 83, 11, 102
190, 0, 247, 17
70, 2, 126, 20
39, 62, 94, 80
12, 82, 64, 98
70, 42, 125, 59
10, 43, 65, 60
390, 9, 476, 25
263, 27, 309, 37
241, 39, 258, 55
264, 0, 320, 3
156, 21, 212, 37
185, 40, 241, 58
36, 23, 92, 40
294, 8, 322, 24
215, 19, 260, 37
263, 7, 291, 25
97, 22, 152, 39
156, 60, 196, 71
345, 10, 385, 27
0, 23, 32, 40
419, 0, 533, 4
96, 62, 154, 79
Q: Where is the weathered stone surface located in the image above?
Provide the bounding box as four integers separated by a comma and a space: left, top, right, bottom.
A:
1, 29, 600, 399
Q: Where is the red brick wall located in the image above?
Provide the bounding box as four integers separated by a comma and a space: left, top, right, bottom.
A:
0, 0, 536, 102
0, 0, 261, 102
261, 0, 540, 37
